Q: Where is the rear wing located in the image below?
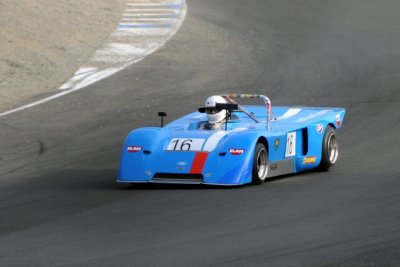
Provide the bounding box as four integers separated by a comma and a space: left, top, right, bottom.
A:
272, 106, 346, 129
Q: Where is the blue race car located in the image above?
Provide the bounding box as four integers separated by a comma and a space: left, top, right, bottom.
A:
118, 93, 346, 186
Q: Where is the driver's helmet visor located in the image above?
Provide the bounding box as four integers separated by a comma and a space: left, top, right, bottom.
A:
205, 107, 222, 114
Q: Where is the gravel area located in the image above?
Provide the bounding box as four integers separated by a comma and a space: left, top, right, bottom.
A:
0, 0, 126, 112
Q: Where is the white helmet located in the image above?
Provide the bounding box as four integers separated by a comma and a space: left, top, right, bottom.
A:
204, 95, 227, 124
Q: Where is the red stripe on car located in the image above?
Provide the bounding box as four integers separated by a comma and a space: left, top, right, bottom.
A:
190, 152, 209, 174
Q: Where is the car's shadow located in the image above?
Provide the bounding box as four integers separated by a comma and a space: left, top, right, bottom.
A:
11, 168, 321, 194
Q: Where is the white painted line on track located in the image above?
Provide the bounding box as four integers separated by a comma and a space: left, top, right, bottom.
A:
112, 28, 173, 36
125, 9, 177, 12
0, 69, 126, 117
122, 18, 172, 21
0, 0, 187, 117
126, 3, 180, 6
119, 22, 171, 25
123, 13, 177, 17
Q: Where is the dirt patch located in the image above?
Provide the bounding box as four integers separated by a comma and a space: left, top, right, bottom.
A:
0, 0, 126, 112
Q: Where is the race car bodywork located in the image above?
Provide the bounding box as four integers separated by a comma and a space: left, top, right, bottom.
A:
117, 94, 346, 186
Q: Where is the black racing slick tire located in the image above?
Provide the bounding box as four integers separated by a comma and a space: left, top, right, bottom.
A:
318, 125, 339, 171
252, 142, 269, 185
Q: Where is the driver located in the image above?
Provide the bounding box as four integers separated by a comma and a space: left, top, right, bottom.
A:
199, 95, 227, 130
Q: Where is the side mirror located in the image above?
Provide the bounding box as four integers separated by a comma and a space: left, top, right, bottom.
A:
158, 112, 167, 127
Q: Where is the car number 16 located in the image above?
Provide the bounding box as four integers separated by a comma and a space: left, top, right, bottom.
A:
167, 138, 205, 151
285, 132, 296, 157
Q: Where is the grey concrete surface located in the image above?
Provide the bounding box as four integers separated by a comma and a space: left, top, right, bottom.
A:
0, 0, 125, 111
0, 0, 399, 266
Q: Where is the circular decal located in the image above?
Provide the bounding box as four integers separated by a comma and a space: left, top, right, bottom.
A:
316, 124, 323, 134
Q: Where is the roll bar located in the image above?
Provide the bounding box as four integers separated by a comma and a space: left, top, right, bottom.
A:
223, 93, 272, 131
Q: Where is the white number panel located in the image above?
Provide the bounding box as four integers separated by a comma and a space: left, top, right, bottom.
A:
285, 132, 296, 157
167, 138, 205, 151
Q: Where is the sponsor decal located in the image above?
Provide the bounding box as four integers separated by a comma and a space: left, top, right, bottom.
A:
127, 146, 142, 152
303, 156, 317, 164
229, 148, 245, 155
176, 161, 187, 171
336, 115, 341, 127
274, 138, 280, 150
316, 124, 323, 134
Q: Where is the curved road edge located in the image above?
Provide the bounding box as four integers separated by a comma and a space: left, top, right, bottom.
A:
0, 0, 187, 118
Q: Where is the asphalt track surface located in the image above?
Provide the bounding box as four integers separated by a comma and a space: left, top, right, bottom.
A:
1, 1, 400, 266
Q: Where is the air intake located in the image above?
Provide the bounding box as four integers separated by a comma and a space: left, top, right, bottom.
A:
152, 173, 203, 184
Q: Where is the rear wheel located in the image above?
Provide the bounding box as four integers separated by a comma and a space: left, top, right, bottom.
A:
252, 143, 268, 184
318, 126, 338, 171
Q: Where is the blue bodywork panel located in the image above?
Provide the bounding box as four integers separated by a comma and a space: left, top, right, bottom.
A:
118, 105, 346, 185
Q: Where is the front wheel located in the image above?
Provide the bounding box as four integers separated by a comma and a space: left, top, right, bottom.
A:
252, 143, 269, 185
318, 125, 339, 171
